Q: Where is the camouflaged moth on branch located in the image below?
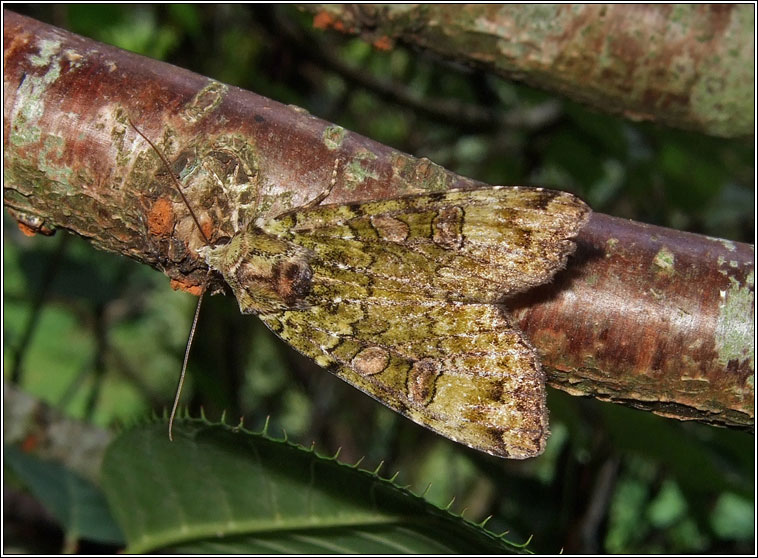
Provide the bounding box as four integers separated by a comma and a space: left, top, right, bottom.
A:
130, 120, 591, 459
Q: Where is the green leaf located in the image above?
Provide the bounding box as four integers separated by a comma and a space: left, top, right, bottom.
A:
100, 419, 524, 553
4, 444, 124, 545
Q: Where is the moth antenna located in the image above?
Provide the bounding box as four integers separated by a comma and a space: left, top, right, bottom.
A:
128, 117, 214, 441
128, 117, 211, 246
168, 274, 208, 441
302, 157, 340, 209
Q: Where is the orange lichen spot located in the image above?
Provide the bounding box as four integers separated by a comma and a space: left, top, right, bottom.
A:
313, 11, 346, 32
17, 222, 37, 237
373, 36, 394, 51
148, 198, 175, 237
200, 220, 214, 243
170, 278, 204, 296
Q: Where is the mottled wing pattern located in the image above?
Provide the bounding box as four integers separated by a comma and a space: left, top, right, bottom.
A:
264, 186, 590, 302
209, 186, 590, 458
260, 299, 546, 458
262, 187, 587, 458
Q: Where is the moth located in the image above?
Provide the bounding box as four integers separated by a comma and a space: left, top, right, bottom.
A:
130, 121, 591, 459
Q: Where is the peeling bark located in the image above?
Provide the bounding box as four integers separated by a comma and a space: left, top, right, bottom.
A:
306, 4, 755, 138
3, 11, 754, 430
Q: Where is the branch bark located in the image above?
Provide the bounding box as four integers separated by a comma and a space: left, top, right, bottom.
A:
305, 4, 755, 138
3, 11, 753, 431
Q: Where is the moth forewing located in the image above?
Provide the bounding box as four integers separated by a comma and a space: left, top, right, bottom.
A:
265, 186, 590, 301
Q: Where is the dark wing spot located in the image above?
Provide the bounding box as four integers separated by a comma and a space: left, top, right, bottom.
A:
432, 205, 464, 249
407, 358, 441, 406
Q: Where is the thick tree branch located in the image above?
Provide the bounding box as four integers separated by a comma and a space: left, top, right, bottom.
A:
3, 12, 753, 430
305, 4, 754, 138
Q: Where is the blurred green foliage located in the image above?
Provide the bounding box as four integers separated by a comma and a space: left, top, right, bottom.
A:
4, 4, 754, 554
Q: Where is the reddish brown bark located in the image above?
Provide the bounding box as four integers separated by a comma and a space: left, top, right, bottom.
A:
512, 214, 754, 429
3, 11, 753, 430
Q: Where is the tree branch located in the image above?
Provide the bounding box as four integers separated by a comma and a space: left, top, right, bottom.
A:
305, 4, 754, 138
3, 11, 753, 430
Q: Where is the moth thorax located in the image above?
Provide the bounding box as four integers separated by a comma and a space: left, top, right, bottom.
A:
229, 251, 313, 313
205, 231, 314, 314
272, 257, 313, 307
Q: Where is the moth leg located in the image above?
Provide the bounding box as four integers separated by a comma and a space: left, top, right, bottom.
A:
302, 157, 341, 209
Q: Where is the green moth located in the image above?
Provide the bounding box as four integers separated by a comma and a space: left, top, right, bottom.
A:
131, 122, 590, 459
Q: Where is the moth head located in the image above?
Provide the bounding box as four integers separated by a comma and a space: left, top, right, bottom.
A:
202, 230, 313, 315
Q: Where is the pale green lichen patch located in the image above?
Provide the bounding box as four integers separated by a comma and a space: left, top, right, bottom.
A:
716, 252, 751, 280
30, 38, 62, 67
38, 135, 73, 185
714, 270, 754, 374
322, 125, 347, 150
137, 127, 261, 239
714, 237, 737, 252
9, 113, 42, 147
390, 154, 457, 194
11, 39, 67, 147
341, 150, 379, 190
413, 158, 455, 193
111, 118, 132, 169
182, 80, 228, 123
196, 133, 261, 232
652, 246, 676, 276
